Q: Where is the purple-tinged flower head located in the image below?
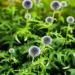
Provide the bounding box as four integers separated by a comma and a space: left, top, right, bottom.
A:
42, 36, 52, 45
22, 0, 33, 9
24, 13, 31, 19
50, 1, 62, 11
45, 16, 53, 23
61, 1, 68, 7
66, 16, 75, 24
29, 46, 40, 57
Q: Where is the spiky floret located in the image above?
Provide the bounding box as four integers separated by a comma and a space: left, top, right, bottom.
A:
45, 16, 53, 23
24, 13, 31, 19
66, 16, 75, 24
22, 0, 33, 9
29, 46, 40, 57
42, 36, 52, 45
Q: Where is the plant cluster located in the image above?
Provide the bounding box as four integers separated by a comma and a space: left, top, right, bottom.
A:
0, 0, 75, 75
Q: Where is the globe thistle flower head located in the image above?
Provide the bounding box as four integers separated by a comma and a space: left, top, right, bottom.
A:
66, 16, 75, 24
22, 0, 33, 9
24, 13, 31, 19
29, 46, 40, 57
9, 48, 15, 54
45, 16, 53, 23
42, 36, 52, 45
61, 1, 68, 7
50, 1, 62, 11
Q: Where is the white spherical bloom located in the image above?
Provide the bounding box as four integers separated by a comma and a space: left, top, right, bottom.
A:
9, 48, 15, 53
24, 13, 31, 19
42, 36, 52, 45
22, 0, 33, 9
50, 1, 62, 11
66, 16, 75, 24
45, 16, 53, 23
61, 1, 68, 7
29, 46, 40, 57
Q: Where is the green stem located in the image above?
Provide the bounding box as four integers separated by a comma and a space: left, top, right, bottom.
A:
47, 11, 56, 35
32, 57, 34, 63
66, 24, 70, 45
9, 0, 15, 48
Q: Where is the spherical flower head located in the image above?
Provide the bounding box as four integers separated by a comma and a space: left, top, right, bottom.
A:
61, 1, 68, 7
45, 16, 53, 23
24, 13, 31, 19
50, 1, 62, 11
9, 48, 15, 53
42, 36, 52, 45
29, 46, 40, 57
22, 0, 33, 9
66, 16, 75, 24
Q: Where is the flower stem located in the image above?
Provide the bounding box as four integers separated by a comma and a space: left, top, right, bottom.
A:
66, 24, 70, 45
32, 57, 34, 63
47, 11, 56, 35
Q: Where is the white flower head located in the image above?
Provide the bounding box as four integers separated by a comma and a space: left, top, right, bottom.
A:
42, 36, 52, 45
66, 16, 75, 24
9, 48, 15, 53
24, 13, 31, 19
50, 1, 62, 11
22, 0, 33, 9
29, 46, 40, 57
61, 1, 68, 7
45, 16, 53, 23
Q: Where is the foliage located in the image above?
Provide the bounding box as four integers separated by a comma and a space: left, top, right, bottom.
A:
0, 0, 75, 75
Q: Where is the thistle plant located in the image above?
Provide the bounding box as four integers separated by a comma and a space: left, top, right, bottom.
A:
66, 16, 75, 44
0, 0, 75, 75
50, 1, 62, 18
46, 1, 62, 35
